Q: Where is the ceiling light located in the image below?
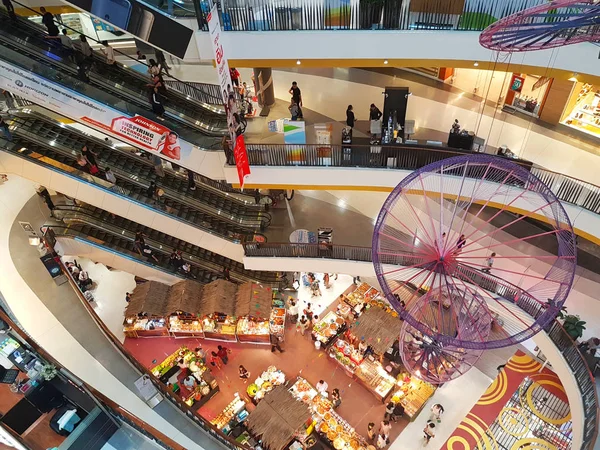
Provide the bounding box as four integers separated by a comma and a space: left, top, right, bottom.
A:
568, 73, 579, 82
473, 62, 479, 67
384, 60, 388, 65
296, 59, 301, 65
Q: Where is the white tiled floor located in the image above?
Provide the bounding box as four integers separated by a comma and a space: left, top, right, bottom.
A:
295, 272, 355, 318
62, 256, 136, 343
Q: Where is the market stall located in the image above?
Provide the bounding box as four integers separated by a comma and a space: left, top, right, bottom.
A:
211, 394, 249, 435
289, 377, 367, 450
235, 283, 273, 344
247, 365, 286, 405
150, 346, 218, 408
391, 374, 436, 422
341, 282, 381, 316
200, 280, 238, 342
123, 281, 170, 338
246, 386, 312, 450
312, 311, 346, 348
167, 280, 204, 338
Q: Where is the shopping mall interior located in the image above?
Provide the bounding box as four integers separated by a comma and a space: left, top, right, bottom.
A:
0, 0, 598, 450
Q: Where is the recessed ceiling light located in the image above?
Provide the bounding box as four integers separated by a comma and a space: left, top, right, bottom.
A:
384, 60, 389, 65
473, 62, 479, 67
296, 59, 301, 65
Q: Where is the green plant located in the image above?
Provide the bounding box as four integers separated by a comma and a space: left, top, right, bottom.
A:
40, 364, 58, 381
562, 315, 586, 340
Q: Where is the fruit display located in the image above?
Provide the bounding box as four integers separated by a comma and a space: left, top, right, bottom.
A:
313, 311, 346, 345
355, 357, 396, 400
344, 282, 372, 308
252, 366, 285, 402
211, 395, 246, 430
329, 338, 363, 373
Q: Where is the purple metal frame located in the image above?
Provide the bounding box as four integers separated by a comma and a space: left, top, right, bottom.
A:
372, 154, 577, 350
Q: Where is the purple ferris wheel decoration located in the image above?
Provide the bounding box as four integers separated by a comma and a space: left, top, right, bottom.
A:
399, 286, 491, 384
479, 0, 600, 52
372, 154, 577, 350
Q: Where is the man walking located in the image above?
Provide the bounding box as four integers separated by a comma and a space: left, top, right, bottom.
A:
270, 333, 284, 353
288, 81, 303, 119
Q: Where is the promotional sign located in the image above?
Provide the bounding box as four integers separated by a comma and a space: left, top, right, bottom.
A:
283, 120, 307, 144
0, 60, 193, 167
510, 75, 525, 92
64, 0, 193, 58
207, 4, 250, 188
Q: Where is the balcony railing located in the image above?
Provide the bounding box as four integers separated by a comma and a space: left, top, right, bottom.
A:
242, 241, 598, 450
243, 143, 600, 216
197, 0, 547, 32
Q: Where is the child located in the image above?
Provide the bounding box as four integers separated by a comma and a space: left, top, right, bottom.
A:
239, 365, 250, 383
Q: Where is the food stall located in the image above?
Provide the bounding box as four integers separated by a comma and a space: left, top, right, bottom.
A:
289, 378, 367, 450
391, 374, 436, 422
312, 311, 346, 348
329, 336, 364, 375
211, 394, 249, 435
247, 366, 286, 405
123, 281, 171, 338
235, 283, 273, 344
355, 356, 397, 403
150, 346, 218, 408
199, 280, 239, 342
342, 282, 381, 315
166, 280, 204, 338
245, 386, 312, 450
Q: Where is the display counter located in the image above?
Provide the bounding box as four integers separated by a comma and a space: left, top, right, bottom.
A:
211, 394, 248, 435
329, 337, 363, 375
202, 316, 238, 342
169, 316, 204, 338
355, 356, 396, 403
247, 366, 286, 404
123, 317, 169, 338
289, 378, 367, 450
269, 307, 286, 336
236, 318, 270, 344
393, 376, 436, 422
342, 282, 381, 315
312, 311, 346, 347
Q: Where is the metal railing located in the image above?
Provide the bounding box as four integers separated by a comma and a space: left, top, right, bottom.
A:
242, 241, 598, 450
243, 143, 600, 216
197, 0, 547, 32
165, 80, 225, 106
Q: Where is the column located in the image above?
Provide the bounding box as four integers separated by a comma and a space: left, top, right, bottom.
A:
252, 68, 275, 113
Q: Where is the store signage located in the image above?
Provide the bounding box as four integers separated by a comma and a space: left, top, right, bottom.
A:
284, 120, 307, 145
0, 60, 194, 167
233, 134, 250, 188
510, 75, 525, 92
207, 4, 251, 187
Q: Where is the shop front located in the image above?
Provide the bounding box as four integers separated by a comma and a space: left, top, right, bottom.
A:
199, 280, 239, 342
503, 73, 551, 118
235, 283, 274, 344
123, 281, 171, 338
560, 82, 600, 139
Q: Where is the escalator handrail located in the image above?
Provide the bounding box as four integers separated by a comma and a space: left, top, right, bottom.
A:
53, 204, 279, 283
0, 134, 267, 243
7, 0, 226, 109
9, 115, 266, 230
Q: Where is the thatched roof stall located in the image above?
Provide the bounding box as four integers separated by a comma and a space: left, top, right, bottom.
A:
125, 281, 171, 317
198, 279, 238, 317
235, 282, 273, 320
350, 306, 402, 355
246, 386, 311, 450
166, 280, 204, 315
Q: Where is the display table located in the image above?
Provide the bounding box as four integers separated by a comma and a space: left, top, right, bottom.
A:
247, 366, 286, 405
447, 131, 475, 150
393, 377, 436, 422
169, 316, 204, 338
355, 357, 396, 403
211, 394, 248, 434
312, 311, 346, 348
202, 317, 237, 342
236, 318, 270, 344
124, 318, 169, 338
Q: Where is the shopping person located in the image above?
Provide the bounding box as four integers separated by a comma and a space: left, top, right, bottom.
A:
430, 403, 444, 423
2, 0, 16, 20
481, 253, 496, 274
288, 300, 299, 324
187, 169, 196, 191
346, 105, 355, 128
270, 333, 284, 353
0, 116, 12, 141
369, 103, 382, 143
238, 365, 250, 383
37, 186, 56, 218
40, 7, 60, 36
216, 345, 230, 365
423, 421, 435, 445
288, 82, 303, 119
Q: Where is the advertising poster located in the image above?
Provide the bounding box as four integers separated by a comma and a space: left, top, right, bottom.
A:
284, 120, 307, 144
63, 0, 193, 58
0, 60, 192, 167
207, 4, 250, 188
510, 75, 525, 92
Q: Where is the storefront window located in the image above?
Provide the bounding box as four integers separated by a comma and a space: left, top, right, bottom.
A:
508, 74, 550, 117
561, 83, 600, 139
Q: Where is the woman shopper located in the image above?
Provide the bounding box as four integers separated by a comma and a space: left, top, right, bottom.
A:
331, 388, 342, 409
297, 315, 309, 336
346, 105, 355, 128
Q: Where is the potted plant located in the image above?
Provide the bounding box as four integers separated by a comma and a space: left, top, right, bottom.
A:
562, 314, 586, 340
40, 364, 58, 381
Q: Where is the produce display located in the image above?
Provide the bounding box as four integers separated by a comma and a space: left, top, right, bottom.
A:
248, 366, 285, 402
313, 311, 345, 344
344, 282, 372, 308
289, 378, 367, 450
211, 395, 246, 430
124, 317, 169, 337
394, 377, 436, 420
202, 315, 237, 340
355, 356, 396, 400
151, 346, 194, 378
269, 308, 286, 335
169, 316, 203, 336
236, 318, 270, 336
329, 338, 363, 373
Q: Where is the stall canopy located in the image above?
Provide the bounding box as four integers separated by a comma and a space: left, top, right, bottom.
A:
125, 281, 171, 317
235, 282, 272, 320
351, 306, 402, 355
246, 386, 311, 450
166, 280, 204, 315
199, 279, 238, 317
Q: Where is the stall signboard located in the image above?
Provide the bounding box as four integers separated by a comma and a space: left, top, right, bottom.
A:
207, 4, 250, 187
510, 75, 525, 92
0, 60, 196, 168
284, 120, 307, 145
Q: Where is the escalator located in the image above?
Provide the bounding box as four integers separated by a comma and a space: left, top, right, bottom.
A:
1, 113, 269, 242
0, 9, 227, 145
50, 204, 280, 285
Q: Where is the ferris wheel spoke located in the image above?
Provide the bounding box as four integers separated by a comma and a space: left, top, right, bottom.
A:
454, 163, 493, 240
456, 229, 565, 256
442, 161, 470, 252
443, 273, 487, 344
390, 197, 437, 248
381, 260, 432, 276
456, 261, 565, 286
377, 230, 434, 257
417, 173, 443, 246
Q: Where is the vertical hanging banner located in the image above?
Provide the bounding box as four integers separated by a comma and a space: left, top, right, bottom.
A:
207, 4, 250, 188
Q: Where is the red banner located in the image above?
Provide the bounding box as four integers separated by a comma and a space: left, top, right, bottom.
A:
233, 134, 250, 188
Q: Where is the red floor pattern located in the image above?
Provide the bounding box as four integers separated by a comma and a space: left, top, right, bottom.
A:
124, 320, 408, 443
